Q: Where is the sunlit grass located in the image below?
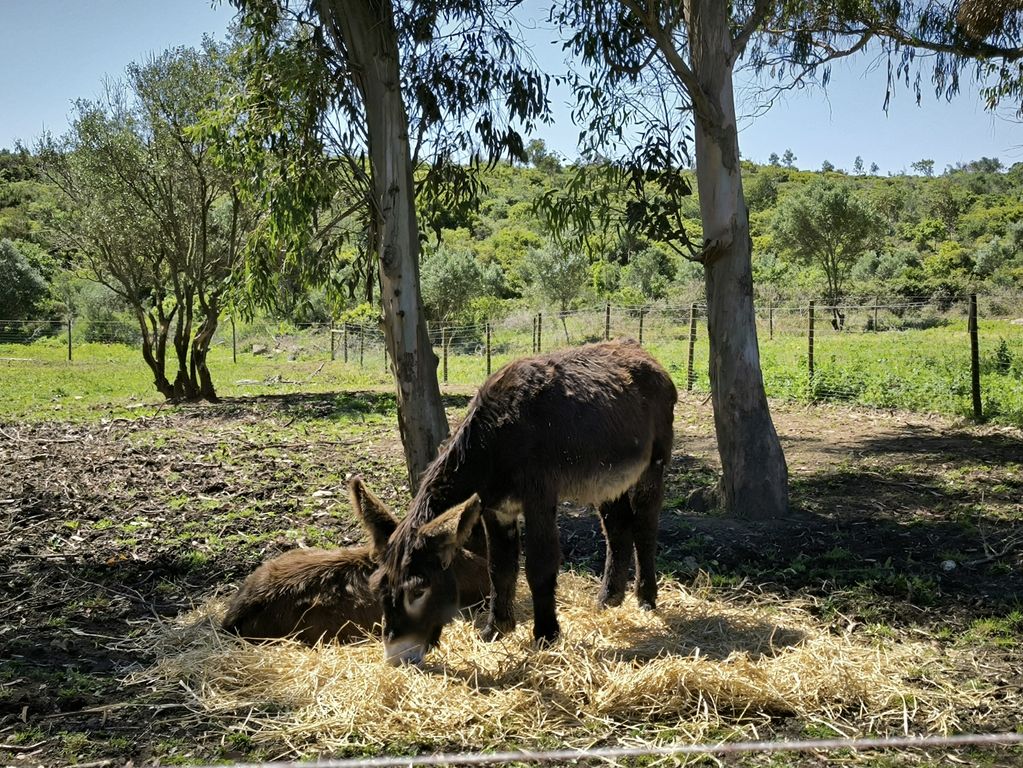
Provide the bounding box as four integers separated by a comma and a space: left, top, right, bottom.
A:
1, 317, 1020, 425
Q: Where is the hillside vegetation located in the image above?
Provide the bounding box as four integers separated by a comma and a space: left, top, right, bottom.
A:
2, 145, 1021, 336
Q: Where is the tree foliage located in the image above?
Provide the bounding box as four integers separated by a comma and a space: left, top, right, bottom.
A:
0, 239, 47, 323
420, 244, 504, 323
37, 43, 250, 400
773, 178, 882, 312
222, 0, 550, 310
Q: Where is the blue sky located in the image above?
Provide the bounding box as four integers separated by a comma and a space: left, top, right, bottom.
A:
2, 0, 1019, 173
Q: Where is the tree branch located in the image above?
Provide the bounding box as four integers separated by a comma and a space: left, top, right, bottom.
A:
731, 0, 773, 65
617, 0, 718, 125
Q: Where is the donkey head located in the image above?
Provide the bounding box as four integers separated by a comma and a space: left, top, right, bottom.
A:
349, 476, 482, 665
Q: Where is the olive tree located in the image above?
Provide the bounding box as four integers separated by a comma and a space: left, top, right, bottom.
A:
523, 244, 589, 342
39, 44, 250, 400
773, 178, 881, 328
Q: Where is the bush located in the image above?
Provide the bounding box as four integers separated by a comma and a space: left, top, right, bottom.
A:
74, 283, 141, 345
421, 245, 504, 323
0, 239, 48, 320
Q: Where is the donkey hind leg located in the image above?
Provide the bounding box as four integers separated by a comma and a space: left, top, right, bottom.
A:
631, 461, 666, 611
523, 499, 562, 646
481, 509, 520, 641
596, 494, 635, 609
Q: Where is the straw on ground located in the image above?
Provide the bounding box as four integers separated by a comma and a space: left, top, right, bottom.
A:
130, 572, 993, 759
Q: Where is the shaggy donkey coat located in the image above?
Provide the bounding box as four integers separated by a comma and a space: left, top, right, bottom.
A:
223, 480, 490, 645
358, 339, 677, 664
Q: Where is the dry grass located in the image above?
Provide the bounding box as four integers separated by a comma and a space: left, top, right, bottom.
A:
131, 572, 983, 759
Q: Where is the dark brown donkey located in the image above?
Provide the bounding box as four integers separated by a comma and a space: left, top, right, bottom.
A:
222, 479, 490, 645
356, 339, 677, 665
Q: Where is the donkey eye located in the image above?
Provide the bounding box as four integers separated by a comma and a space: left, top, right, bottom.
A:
403, 582, 429, 611
406, 585, 427, 602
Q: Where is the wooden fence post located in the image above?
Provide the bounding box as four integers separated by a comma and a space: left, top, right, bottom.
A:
231, 318, 237, 363
359, 325, 365, 367
638, 309, 645, 345
537, 312, 543, 353
808, 300, 815, 397
873, 296, 879, 333
442, 326, 449, 384
604, 301, 611, 340
969, 293, 982, 421
532, 315, 537, 354
686, 303, 697, 392
67, 316, 72, 362
486, 322, 492, 377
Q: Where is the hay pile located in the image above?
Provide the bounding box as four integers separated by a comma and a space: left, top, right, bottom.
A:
132, 573, 975, 757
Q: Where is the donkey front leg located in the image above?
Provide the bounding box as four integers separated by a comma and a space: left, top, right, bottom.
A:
481, 509, 520, 641
523, 502, 561, 646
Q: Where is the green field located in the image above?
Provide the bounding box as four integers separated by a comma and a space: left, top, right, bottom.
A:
3, 314, 1021, 426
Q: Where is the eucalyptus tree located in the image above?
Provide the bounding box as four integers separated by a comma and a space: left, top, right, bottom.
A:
38, 43, 250, 401
547, 1, 1022, 519
229, 0, 549, 487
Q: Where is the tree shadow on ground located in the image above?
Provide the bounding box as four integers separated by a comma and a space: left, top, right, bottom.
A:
560, 433, 1022, 626
852, 424, 1023, 466
169, 390, 474, 424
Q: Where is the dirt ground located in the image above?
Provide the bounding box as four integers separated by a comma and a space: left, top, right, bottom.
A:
1, 393, 1021, 766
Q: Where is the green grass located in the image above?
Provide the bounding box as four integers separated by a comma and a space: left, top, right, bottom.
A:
758, 319, 1023, 423
2, 316, 1021, 425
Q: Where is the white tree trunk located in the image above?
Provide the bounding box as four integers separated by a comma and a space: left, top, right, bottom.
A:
320, 0, 450, 488
687, 0, 789, 519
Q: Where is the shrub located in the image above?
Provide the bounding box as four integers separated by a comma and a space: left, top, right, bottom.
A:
0, 239, 47, 321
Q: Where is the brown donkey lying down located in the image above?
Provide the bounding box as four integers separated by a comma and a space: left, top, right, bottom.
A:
222, 478, 490, 645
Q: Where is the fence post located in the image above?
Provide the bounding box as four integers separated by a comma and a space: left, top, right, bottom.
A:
537, 312, 543, 354
768, 299, 774, 341
231, 318, 237, 363
873, 296, 879, 333
442, 326, 449, 384
604, 301, 611, 341
532, 315, 537, 354
638, 309, 645, 345
969, 293, 982, 421
808, 300, 815, 397
359, 324, 365, 367
486, 322, 492, 377
343, 324, 349, 363
330, 320, 336, 361
67, 316, 73, 362
686, 303, 697, 392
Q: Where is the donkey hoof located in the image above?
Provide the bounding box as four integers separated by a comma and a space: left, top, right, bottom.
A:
533, 623, 560, 648
481, 616, 515, 641
637, 598, 656, 612
597, 589, 625, 609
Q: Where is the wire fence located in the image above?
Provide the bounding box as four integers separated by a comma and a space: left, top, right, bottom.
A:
191, 732, 1023, 768
2, 293, 1022, 424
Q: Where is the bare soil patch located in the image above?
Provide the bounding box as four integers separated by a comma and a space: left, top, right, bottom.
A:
1, 393, 1020, 765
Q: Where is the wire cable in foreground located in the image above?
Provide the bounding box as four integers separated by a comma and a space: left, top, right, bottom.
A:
198, 732, 1023, 768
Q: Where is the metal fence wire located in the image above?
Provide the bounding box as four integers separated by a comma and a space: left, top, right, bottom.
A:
190, 732, 1023, 768
2, 292, 1021, 423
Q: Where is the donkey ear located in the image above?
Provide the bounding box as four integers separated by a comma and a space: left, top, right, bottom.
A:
349, 476, 399, 561
419, 494, 483, 569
